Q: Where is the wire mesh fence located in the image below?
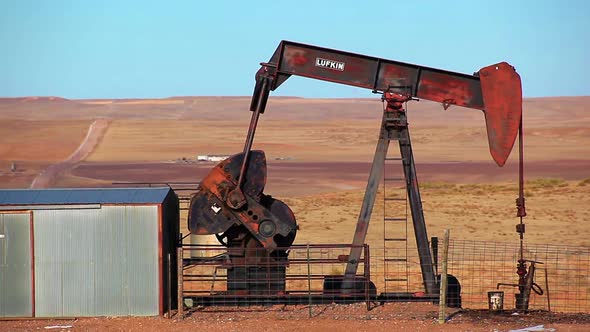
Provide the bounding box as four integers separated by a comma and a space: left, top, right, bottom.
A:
445, 240, 590, 313
179, 244, 372, 309
176, 240, 590, 316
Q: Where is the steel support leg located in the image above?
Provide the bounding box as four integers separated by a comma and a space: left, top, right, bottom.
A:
342, 112, 391, 292
397, 112, 437, 294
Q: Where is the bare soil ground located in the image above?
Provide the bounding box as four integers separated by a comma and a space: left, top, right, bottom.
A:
0, 96, 589, 330
2, 304, 590, 331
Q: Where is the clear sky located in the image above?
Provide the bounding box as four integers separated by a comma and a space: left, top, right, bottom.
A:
1, 0, 589, 99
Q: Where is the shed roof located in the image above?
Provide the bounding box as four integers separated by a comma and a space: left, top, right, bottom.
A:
0, 187, 172, 205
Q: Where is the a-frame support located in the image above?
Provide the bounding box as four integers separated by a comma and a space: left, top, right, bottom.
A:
342, 95, 437, 295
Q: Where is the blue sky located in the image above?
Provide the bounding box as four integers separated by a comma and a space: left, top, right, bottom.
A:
1, 0, 588, 99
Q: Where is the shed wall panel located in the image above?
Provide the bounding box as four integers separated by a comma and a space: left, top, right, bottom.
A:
0, 213, 32, 317
33, 205, 159, 317
125, 206, 160, 314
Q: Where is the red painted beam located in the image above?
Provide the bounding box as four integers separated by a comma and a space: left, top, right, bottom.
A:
259, 40, 522, 166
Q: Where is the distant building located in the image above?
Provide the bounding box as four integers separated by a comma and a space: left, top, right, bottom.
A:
197, 154, 229, 162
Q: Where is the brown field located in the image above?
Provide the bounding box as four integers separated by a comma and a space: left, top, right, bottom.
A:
1, 95, 589, 330
1, 95, 588, 245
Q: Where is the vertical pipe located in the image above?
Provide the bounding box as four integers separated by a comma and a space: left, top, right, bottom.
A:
438, 229, 450, 324
518, 115, 525, 262
518, 114, 525, 212
515, 115, 527, 306
177, 247, 184, 319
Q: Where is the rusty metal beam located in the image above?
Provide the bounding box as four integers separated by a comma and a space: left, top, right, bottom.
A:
258, 40, 522, 167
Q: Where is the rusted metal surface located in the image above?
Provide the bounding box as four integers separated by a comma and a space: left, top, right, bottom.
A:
266, 41, 484, 106
382, 91, 411, 112
188, 151, 267, 236
188, 40, 524, 299
479, 62, 523, 166
258, 40, 522, 167
497, 259, 544, 311
188, 151, 298, 295
188, 151, 297, 252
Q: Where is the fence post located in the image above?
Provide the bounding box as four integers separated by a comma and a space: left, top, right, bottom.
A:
544, 267, 551, 317
438, 229, 450, 324
307, 243, 312, 318
364, 244, 370, 310
177, 246, 184, 319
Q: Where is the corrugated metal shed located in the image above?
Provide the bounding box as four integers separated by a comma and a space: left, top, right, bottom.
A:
0, 187, 171, 205
34, 206, 159, 316
0, 187, 179, 318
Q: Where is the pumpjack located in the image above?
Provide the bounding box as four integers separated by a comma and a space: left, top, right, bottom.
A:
188, 41, 527, 303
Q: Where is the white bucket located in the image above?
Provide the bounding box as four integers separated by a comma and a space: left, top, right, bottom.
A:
488, 291, 504, 312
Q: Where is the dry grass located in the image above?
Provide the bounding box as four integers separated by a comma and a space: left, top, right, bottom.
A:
0, 96, 588, 248
286, 180, 590, 248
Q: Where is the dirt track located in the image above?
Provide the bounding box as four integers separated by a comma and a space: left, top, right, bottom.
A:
29, 119, 110, 188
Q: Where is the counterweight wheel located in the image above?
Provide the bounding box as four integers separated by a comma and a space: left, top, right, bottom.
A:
215, 195, 297, 296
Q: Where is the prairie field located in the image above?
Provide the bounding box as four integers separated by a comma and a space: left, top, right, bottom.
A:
1, 95, 588, 246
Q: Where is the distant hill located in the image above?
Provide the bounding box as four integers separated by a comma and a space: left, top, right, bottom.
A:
0, 96, 588, 128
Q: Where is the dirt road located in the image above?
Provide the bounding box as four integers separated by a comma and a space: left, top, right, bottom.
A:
30, 119, 110, 188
